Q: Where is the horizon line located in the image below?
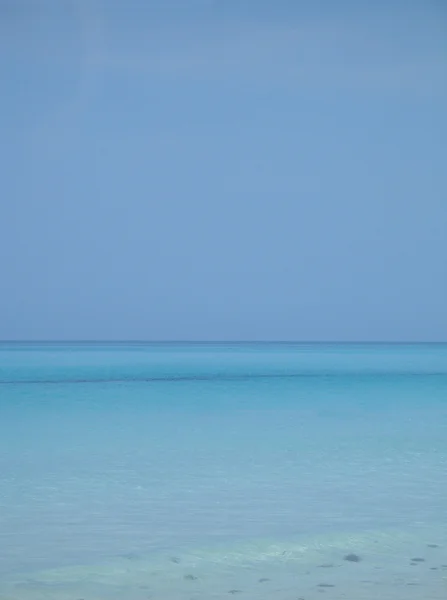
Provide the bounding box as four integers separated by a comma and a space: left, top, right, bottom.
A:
0, 340, 446, 345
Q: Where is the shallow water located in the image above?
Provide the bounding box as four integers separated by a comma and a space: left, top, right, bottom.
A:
0, 342, 446, 599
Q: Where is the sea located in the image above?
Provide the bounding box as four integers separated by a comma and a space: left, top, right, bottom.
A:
0, 342, 446, 599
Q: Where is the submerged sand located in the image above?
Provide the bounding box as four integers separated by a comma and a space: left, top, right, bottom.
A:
1, 525, 446, 600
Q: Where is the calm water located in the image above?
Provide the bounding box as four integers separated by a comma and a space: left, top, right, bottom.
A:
0, 342, 446, 599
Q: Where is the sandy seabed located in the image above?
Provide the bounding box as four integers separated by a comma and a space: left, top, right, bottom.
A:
1, 526, 446, 600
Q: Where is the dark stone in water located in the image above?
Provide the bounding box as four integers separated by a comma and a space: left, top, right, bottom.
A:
228, 590, 242, 594
318, 563, 334, 568
318, 583, 335, 587
122, 552, 140, 560
170, 556, 181, 563
344, 553, 361, 562
184, 574, 198, 581
427, 544, 439, 548
410, 557, 425, 562
258, 578, 270, 583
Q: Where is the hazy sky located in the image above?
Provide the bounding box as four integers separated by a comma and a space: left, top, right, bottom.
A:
1, 0, 446, 341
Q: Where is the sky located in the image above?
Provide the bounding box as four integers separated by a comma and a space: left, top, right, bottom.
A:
1, 0, 446, 341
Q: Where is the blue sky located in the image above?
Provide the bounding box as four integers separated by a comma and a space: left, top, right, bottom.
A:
1, 0, 446, 341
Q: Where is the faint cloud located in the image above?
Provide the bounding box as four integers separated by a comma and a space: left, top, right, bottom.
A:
3, 0, 106, 135
90, 11, 447, 96
4, 0, 446, 129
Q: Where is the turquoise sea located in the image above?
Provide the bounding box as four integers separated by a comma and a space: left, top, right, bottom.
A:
0, 342, 446, 599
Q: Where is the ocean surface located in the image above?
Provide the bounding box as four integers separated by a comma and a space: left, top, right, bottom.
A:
0, 342, 446, 599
